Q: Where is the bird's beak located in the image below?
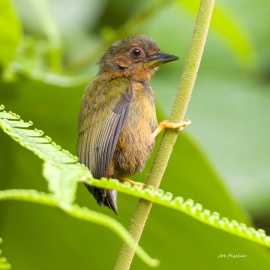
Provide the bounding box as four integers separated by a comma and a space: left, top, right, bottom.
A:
146, 52, 179, 68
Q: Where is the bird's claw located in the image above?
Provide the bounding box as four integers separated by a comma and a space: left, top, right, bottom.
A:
150, 119, 191, 141
176, 119, 191, 131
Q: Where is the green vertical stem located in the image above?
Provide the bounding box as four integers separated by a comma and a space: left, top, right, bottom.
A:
114, 0, 215, 269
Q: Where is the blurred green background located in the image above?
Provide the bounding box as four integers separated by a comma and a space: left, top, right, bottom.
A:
1, 0, 270, 269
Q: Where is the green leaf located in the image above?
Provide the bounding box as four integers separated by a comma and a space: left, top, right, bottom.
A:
1, 79, 270, 269
0, 106, 160, 267
0, 238, 11, 270
0, 105, 89, 204
43, 161, 79, 204
0, 189, 159, 268
1, 103, 270, 249
0, 0, 21, 67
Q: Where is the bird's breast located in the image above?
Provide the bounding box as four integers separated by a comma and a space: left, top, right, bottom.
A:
112, 81, 158, 176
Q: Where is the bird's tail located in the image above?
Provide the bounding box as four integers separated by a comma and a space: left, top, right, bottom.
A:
94, 188, 118, 216
84, 184, 118, 216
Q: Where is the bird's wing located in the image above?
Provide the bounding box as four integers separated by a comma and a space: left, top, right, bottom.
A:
77, 77, 134, 214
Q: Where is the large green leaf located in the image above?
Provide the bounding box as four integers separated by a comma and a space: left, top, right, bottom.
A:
2, 104, 269, 247
0, 0, 21, 68
1, 78, 270, 269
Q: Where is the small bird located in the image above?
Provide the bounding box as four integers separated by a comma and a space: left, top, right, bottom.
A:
77, 35, 190, 215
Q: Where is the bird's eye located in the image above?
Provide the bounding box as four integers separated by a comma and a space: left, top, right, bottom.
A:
129, 47, 145, 58
133, 49, 141, 56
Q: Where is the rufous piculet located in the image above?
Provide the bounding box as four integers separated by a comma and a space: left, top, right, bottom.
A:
77, 35, 190, 215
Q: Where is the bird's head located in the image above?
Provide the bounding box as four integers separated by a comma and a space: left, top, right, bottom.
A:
98, 35, 179, 82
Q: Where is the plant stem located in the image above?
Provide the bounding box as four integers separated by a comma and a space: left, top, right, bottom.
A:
114, 0, 215, 269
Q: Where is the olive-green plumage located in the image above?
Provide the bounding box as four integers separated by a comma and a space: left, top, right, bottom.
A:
77, 35, 178, 215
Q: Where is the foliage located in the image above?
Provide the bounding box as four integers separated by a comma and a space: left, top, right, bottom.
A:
1, 0, 270, 269
0, 106, 159, 267
1, 103, 270, 267
0, 0, 21, 69
0, 189, 159, 268
0, 238, 11, 270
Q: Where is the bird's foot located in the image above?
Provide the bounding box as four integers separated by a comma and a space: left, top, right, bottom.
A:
150, 119, 191, 141
119, 178, 145, 190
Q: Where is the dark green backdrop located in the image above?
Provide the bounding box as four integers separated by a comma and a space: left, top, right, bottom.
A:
1, 0, 270, 269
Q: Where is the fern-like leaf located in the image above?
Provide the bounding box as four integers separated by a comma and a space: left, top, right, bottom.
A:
1, 104, 270, 251
0, 105, 90, 204
0, 189, 159, 268
0, 238, 11, 270
81, 177, 270, 248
